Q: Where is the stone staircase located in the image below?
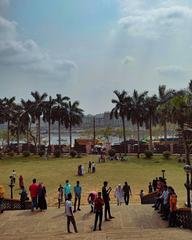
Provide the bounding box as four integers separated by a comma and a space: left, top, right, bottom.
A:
0, 204, 191, 239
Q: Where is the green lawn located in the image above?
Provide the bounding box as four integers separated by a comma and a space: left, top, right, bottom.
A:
0, 154, 187, 207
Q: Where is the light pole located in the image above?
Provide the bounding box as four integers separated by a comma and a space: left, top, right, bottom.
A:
161, 169, 165, 179
9, 176, 15, 199
184, 164, 192, 208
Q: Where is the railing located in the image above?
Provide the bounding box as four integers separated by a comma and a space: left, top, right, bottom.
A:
176, 208, 192, 229
2, 198, 31, 210
141, 191, 158, 204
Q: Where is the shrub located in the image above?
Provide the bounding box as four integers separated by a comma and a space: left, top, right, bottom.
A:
108, 149, 116, 157
70, 150, 77, 158
163, 151, 171, 160
7, 151, 14, 157
144, 150, 153, 159
39, 150, 45, 157
23, 151, 30, 157
54, 150, 61, 158
76, 153, 82, 158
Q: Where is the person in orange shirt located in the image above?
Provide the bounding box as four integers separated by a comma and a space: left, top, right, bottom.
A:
0, 185, 5, 213
168, 188, 177, 227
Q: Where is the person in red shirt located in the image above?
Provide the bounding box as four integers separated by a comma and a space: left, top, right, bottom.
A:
93, 192, 104, 231
29, 178, 38, 211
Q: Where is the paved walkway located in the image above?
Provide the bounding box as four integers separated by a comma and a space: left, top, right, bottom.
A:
0, 204, 191, 239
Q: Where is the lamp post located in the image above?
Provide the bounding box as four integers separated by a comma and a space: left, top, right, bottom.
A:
9, 176, 15, 199
184, 164, 192, 208
161, 169, 165, 179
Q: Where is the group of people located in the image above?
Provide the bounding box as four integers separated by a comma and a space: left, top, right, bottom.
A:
59, 180, 132, 233
152, 177, 177, 227
77, 161, 96, 176
114, 182, 132, 206
29, 178, 47, 211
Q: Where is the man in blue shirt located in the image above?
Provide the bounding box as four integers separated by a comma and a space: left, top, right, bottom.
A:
73, 181, 82, 212
64, 180, 71, 201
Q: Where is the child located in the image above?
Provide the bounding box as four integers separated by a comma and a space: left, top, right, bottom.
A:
58, 186, 62, 208
65, 193, 78, 233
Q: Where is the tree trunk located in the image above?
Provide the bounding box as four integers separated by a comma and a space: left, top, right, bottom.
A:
93, 117, 96, 146
122, 116, 127, 155
149, 116, 153, 151
38, 117, 41, 152
17, 122, 20, 154
163, 121, 167, 141
58, 118, 61, 151
48, 117, 51, 148
69, 123, 72, 152
182, 127, 190, 165
7, 120, 10, 148
27, 122, 29, 152
137, 122, 140, 158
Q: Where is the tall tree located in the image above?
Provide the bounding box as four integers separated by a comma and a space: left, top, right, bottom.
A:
130, 90, 148, 158
52, 94, 69, 152
66, 100, 84, 151
144, 95, 159, 151
158, 85, 175, 140
110, 90, 130, 155
43, 97, 55, 150
4, 97, 16, 148
30, 91, 48, 152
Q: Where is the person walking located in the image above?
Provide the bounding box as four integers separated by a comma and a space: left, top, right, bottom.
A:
122, 181, 132, 205
19, 175, 24, 189
102, 181, 114, 221
37, 182, 47, 211
73, 181, 82, 212
115, 184, 123, 206
29, 178, 38, 212
65, 193, 78, 233
88, 161, 92, 173
93, 192, 104, 231
20, 186, 28, 210
58, 185, 63, 208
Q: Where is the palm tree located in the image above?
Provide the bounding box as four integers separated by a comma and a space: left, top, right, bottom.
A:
20, 99, 33, 151
144, 95, 159, 151
30, 91, 48, 153
66, 100, 84, 151
4, 97, 16, 148
43, 97, 55, 150
158, 85, 175, 140
52, 94, 70, 151
110, 90, 130, 155
130, 90, 148, 158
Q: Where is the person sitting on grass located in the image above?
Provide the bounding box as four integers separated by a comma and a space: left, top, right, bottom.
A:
93, 192, 104, 231
65, 193, 78, 234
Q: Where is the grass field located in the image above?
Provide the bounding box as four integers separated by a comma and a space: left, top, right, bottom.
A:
0, 154, 187, 207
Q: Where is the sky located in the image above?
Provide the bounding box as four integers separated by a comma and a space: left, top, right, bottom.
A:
0, 0, 192, 114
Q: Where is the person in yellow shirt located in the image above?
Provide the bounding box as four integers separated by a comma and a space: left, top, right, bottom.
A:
0, 185, 5, 213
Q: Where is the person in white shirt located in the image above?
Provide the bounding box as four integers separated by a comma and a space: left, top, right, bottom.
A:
114, 184, 123, 206
65, 193, 78, 233
12, 170, 16, 184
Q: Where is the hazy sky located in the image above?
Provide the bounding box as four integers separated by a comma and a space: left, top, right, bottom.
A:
0, 0, 192, 114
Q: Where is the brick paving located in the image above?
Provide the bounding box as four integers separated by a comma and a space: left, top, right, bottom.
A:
0, 204, 191, 240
